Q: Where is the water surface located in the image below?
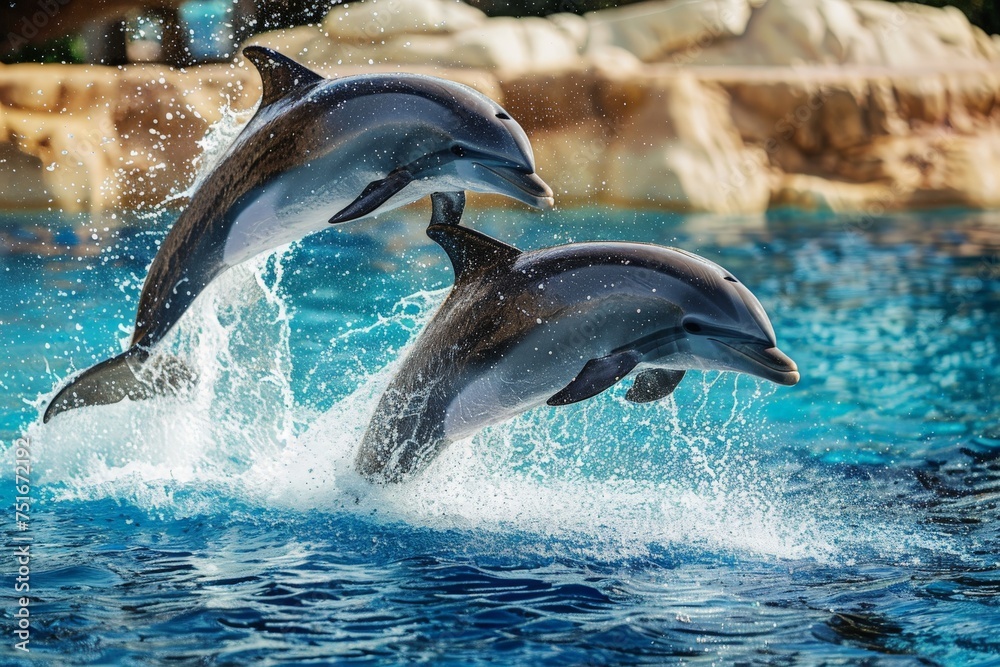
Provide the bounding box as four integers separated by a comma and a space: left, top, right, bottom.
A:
1, 207, 998, 665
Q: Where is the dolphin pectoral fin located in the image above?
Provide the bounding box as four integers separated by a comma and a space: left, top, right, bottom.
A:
243, 46, 325, 107
625, 369, 685, 404
427, 223, 521, 282
547, 350, 642, 407
328, 168, 415, 224
430, 191, 466, 226
43, 349, 196, 423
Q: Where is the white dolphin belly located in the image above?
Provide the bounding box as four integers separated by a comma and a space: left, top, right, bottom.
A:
440, 333, 597, 441
442, 373, 546, 442
221, 180, 328, 266
439, 304, 671, 441
222, 164, 453, 267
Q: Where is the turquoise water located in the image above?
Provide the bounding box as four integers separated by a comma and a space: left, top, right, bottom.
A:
1, 207, 998, 665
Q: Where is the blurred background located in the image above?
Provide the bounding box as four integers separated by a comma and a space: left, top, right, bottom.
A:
0, 0, 999, 226
1, 0, 997, 65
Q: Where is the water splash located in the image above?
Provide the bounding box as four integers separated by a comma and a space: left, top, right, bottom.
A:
5, 209, 996, 665
28, 249, 295, 498
162, 102, 257, 206
22, 256, 952, 566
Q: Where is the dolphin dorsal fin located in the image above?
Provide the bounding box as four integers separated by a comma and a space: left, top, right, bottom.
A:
243, 46, 324, 107
427, 224, 521, 283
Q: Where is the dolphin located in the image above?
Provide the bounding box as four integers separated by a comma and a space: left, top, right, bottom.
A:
43, 46, 553, 423
356, 223, 799, 483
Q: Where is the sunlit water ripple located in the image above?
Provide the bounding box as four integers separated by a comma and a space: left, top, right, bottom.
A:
1, 207, 998, 665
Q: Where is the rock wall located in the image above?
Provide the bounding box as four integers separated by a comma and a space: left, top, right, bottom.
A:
1, 0, 999, 216
0, 62, 260, 212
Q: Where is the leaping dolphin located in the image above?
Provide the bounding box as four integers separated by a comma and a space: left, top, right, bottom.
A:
43, 46, 553, 423
356, 224, 799, 483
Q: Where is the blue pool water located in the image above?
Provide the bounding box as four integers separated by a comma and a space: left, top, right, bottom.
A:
1, 206, 998, 665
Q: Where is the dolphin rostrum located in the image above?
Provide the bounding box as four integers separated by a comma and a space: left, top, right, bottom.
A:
43, 46, 553, 423
356, 225, 799, 483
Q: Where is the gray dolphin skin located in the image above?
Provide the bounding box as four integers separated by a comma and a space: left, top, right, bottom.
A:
356, 225, 799, 483
43, 46, 553, 423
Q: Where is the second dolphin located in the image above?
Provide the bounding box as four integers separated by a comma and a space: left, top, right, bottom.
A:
357, 225, 799, 483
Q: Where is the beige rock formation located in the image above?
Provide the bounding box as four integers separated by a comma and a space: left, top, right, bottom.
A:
585, 0, 764, 63
687, 0, 999, 67
507, 69, 771, 213
0, 62, 261, 212
1, 0, 999, 216
249, 8, 596, 76
262, 0, 999, 71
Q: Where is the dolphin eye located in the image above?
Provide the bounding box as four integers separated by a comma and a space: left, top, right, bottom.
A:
451, 145, 466, 157
495, 112, 511, 120
683, 321, 703, 334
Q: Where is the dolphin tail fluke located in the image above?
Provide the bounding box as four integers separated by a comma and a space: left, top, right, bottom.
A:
43, 349, 195, 423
